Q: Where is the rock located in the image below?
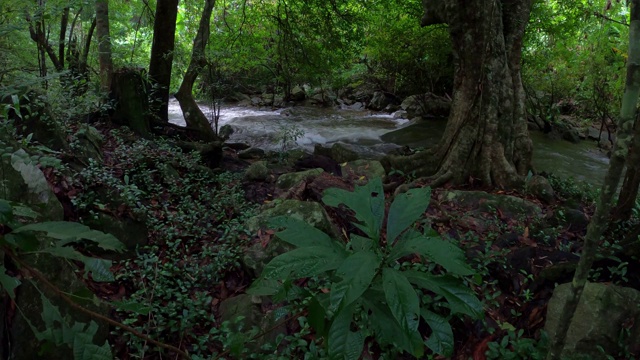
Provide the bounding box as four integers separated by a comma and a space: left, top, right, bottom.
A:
562, 129, 581, 143
310, 89, 337, 106
329, 143, 360, 163
342, 101, 365, 111
290, 86, 306, 101
392, 110, 408, 119
276, 168, 323, 189
545, 282, 640, 359
219, 124, 234, 140
554, 207, 590, 232
295, 154, 342, 176
401, 93, 451, 118
80, 212, 148, 254
244, 161, 270, 181
224, 92, 251, 103
1, 150, 63, 221
443, 190, 542, 218
243, 199, 339, 276
341, 160, 386, 183
526, 175, 555, 204
239, 147, 266, 160
225, 142, 251, 151
384, 104, 401, 113
368, 91, 390, 111
74, 125, 103, 163
313, 143, 359, 163
251, 97, 262, 106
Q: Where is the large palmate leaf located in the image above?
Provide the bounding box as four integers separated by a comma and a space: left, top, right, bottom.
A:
323, 177, 385, 240
329, 250, 380, 312
268, 216, 335, 248
386, 186, 431, 245
14, 222, 125, 252
382, 268, 420, 336
261, 246, 346, 280
0, 264, 21, 299
328, 304, 364, 360
421, 309, 454, 356
404, 271, 483, 319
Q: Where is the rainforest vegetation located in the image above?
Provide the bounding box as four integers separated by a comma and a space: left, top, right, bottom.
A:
3, 0, 640, 359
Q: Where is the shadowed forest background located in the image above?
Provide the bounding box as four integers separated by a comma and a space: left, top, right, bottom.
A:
3, 0, 640, 359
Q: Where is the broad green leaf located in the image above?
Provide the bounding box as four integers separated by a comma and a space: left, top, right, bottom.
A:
349, 234, 373, 252
0, 265, 21, 299
363, 294, 424, 357
421, 309, 454, 356
112, 300, 151, 316
382, 268, 420, 335
0, 199, 13, 223
323, 177, 385, 240
330, 250, 380, 312
10, 232, 40, 251
14, 222, 125, 252
83, 342, 113, 360
404, 271, 483, 319
387, 186, 431, 245
262, 246, 346, 280
387, 229, 426, 262
420, 237, 474, 275
83, 258, 115, 282
308, 296, 327, 337
246, 278, 281, 296
269, 216, 335, 248
328, 304, 363, 360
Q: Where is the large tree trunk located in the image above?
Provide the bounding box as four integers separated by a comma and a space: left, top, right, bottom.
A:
95, 0, 113, 92
174, 0, 218, 141
613, 115, 640, 221
148, 0, 180, 123
385, 0, 533, 188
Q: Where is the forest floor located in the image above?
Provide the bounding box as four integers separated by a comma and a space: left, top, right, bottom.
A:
49, 120, 640, 360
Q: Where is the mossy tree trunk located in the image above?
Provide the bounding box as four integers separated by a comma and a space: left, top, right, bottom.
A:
546, 2, 640, 359
386, 0, 533, 187
174, 0, 218, 141
110, 68, 152, 137
613, 117, 640, 221
148, 0, 180, 123
95, 0, 113, 92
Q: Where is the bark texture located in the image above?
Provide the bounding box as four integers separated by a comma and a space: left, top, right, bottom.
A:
96, 0, 113, 92
386, 0, 533, 187
546, 2, 640, 358
148, 0, 180, 123
175, 0, 218, 141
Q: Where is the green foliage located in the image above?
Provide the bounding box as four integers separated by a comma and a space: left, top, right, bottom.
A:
0, 199, 125, 359
249, 178, 483, 359
485, 329, 548, 360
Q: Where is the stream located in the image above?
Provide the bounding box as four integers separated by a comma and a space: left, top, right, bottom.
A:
168, 99, 610, 186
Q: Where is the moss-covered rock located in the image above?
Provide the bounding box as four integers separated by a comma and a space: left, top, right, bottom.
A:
239, 147, 266, 160
545, 282, 640, 359
276, 168, 323, 189
75, 124, 104, 163
243, 199, 339, 277
526, 175, 555, 204
244, 161, 270, 181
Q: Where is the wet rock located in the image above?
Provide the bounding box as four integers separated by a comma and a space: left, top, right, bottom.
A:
251, 97, 262, 106
384, 104, 401, 113
341, 159, 386, 183
329, 143, 360, 163
276, 168, 324, 190
368, 91, 390, 111
307, 172, 352, 202
443, 190, 541, 218
401, 93, 451, 118
295, 155, 342, 176
562, 129, 581, 143
244, 161, 270, 181
225, 142, 251, 151
313, 144, 333, 158
392, 110, 408, 119
526, 175, 555, 204
219, 124, 234, 140
546, 282, 640, 359
342, 101, 365, 111
239, 147, 266, 160
290, 86, 306, 101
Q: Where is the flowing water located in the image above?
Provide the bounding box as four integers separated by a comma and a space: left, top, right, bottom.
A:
168, 99, 610, 185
